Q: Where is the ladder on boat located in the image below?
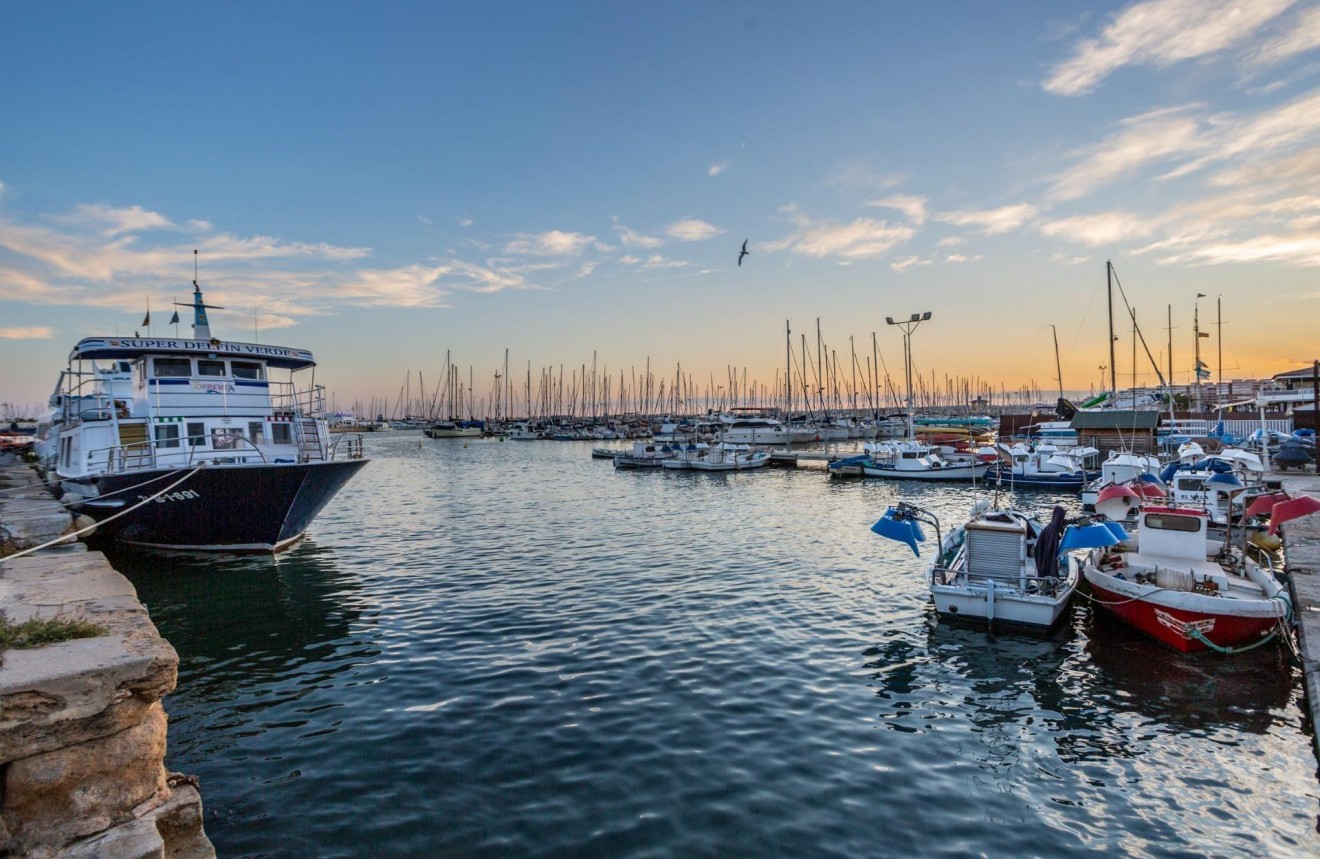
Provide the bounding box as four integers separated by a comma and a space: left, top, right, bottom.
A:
116, 422, 155, 471
294, 416, 325, 463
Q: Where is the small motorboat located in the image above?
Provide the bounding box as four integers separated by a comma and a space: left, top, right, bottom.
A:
1078, 497, 1313, 653
871, 501, 1080, 630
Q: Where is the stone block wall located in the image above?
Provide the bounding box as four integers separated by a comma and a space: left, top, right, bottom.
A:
0, 547, 215, 858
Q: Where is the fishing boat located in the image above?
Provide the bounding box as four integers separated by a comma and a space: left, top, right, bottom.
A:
1077, 482, 1314, 651
686, 442, 770, 471
1081, 450, 1163, 509
871, 501, 1079, 630
612, 441, 674, 469
829, 439, 988, 481
660, 442, 713, 469
52, 280, 368, 552
982, 443, 1097, 491
1159, 451, 1265, 526
1079, 503, 1296, 654
425, 420, 481, 438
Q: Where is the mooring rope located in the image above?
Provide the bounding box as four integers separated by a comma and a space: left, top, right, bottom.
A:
0, 467, 202, 564
0, 469, 195, 517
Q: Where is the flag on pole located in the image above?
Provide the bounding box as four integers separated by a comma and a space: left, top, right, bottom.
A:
1196, 360, 1211, 379
1196, 293, 1206, 298
1198, 331, 1210, 338
142, 310, 150, 326
169, 310, 180, 325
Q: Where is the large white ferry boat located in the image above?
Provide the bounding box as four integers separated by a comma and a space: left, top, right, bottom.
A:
52, 282, 368, 552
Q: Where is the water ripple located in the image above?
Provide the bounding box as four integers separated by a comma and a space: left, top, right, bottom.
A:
111, 434, 1319, 858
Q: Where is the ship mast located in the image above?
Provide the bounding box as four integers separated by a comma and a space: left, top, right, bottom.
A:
173, 250, 225, 341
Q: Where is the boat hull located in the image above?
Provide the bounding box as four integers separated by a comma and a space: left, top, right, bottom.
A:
1085, 572, 1284, 654
932, 583, 1072, 629
860, 462, 988, 481
67, 459, 369, 552
983, 468, 1086, 491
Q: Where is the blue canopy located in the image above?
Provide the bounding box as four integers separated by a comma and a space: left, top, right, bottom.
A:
871, 507, 926, 557
1059, 522, 1123, 553
1206, 472, 1246, 494
1102, 521, 1130, 541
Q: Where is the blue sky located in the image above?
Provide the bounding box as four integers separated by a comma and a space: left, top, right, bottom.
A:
3, 1, 1320, 415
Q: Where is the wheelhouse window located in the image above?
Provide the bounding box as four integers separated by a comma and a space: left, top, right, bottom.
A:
1144, 513, 1201, 532
211, 429, 243, 450
198, 359, 227, 377
232, 361, 264, 380
248, 421, 264, 444
271, 423, 292, 444
152, 358, 191, 377
154, 424, 180, 449
186, 422, 205, 446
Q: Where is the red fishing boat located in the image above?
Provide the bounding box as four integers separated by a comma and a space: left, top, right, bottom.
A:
1082, 504, 1294, 654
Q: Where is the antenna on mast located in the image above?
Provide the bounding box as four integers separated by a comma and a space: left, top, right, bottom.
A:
175, 249, 225, 341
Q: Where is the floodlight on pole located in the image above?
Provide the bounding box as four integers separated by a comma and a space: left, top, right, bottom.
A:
885, 311, 934, 439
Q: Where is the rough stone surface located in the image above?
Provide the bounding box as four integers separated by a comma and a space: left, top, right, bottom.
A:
0, 553, 177, 763
1, 455, 213, 858
3, 703, 169, 851
0, 461, 73, 556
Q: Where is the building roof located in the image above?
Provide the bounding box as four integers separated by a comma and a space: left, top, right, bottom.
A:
1274, 366, 1318, 382
1070, 410, 1161, 430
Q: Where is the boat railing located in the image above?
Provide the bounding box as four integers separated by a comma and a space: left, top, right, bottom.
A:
90, 432, 273, 473
329, 433, 366, 460
269, 382, 328, 419
933, 565, 1065, 592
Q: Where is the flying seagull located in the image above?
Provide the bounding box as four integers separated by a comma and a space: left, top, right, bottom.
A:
738, 239, 749, 267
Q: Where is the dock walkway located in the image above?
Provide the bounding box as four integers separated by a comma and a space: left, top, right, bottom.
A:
1279, 468, 1320, 764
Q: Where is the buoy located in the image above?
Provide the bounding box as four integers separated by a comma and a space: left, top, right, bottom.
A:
1249, 531, 1283, 552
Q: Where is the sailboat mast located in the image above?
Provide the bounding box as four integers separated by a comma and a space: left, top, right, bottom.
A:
1050, 324, 1063, 401
1106, 260, 1117, 399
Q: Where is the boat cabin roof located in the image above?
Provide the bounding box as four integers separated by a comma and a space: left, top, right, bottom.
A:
69, 336, 316, 371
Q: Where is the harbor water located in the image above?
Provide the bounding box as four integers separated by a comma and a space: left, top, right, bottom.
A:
110, 433, 1319, 858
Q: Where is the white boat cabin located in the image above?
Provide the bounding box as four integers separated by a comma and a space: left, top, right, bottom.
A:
56, 336, 335, 479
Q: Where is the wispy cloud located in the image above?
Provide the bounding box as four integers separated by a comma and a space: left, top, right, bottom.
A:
1049, 106, 1204, 200
708, 162, 728, 176
937, 236, 965, 247
1049, 251, 1091, 265
1044, 0, 1295, 96
825, 161, 905, 191
616, 226, 664, 248
458, 216, 473, 227
50, 203, 175, 237
331, 264, 455, 307
503, 230, 596, 256
767, 214, 915, 259
890, 255, 932, 273
867, 194, 928, 225
1038, 211, 1156, 246
0, 326, 53, 339
1249, 4, 1320, 66
639, 254, 689, 271
935, 204, 1037, 235
665, 218, 723, 241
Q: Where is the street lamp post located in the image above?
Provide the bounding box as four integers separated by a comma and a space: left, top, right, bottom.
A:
885, 311, 933, 441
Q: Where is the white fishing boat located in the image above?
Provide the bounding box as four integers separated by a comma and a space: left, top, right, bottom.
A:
51, 280, 368, 552
687, 442, 771, 471
871, 501, 1079, 630
1081, 451, 1163, 509
660, 442, 712, 469
612, 441, 674, 469
425, 420, 481, 438
829, 439, 989, 481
